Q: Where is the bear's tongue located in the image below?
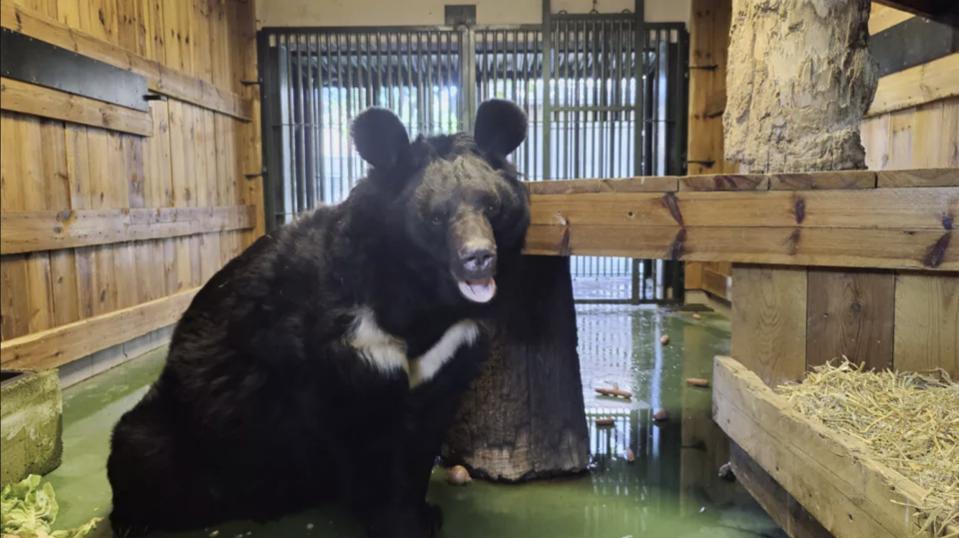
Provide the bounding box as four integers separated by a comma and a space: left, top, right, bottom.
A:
458, 278, 496, 304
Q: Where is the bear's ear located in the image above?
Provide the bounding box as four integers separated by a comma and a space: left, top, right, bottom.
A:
351, 107, 410, 169
474, 99, 527, 157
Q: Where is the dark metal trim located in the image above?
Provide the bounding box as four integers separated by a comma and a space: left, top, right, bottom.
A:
0, 28, 148, 111
870, 16, 958, 77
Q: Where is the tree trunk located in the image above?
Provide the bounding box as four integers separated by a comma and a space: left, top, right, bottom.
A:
724, 0, 877, 173
444, 255, 589, 482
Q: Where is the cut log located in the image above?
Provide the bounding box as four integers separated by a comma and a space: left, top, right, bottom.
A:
444, 255, 589, 482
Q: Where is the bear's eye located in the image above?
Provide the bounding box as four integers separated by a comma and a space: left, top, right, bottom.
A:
430, 213, 444, 226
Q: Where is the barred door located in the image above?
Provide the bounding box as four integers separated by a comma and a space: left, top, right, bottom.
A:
259, 14, 687, 303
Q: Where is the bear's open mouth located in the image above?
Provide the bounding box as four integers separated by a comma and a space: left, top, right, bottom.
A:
457, 278, 496, 303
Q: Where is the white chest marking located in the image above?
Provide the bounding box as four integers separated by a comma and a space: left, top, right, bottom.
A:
408, 320, 479, 388
346, 308, 479, 388
348, 307, 408, 375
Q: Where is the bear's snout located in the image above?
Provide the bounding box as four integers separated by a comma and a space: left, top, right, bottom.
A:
459, 244, 496, 275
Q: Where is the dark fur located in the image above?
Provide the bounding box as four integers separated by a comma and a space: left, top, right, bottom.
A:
107, 101, 530, 537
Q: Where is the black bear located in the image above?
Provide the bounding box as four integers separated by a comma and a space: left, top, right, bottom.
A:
107, 100, 530, 538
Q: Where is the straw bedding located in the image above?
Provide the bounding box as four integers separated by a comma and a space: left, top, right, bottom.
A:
776, 361, 959, 538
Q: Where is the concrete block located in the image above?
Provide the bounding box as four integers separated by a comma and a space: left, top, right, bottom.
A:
1, 369, 63, 485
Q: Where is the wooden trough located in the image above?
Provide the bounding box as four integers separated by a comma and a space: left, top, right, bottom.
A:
713, 356, 958, 538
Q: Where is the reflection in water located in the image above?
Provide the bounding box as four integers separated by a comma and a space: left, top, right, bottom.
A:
46, 305, 785, 538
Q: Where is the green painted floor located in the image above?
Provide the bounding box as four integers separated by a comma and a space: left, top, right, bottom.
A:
46, 306, 785, 538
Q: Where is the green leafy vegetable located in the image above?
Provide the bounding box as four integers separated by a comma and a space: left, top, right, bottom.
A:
1, 475, 101, 538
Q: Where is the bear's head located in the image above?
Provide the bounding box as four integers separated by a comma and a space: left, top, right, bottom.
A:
350, 100, 530, 308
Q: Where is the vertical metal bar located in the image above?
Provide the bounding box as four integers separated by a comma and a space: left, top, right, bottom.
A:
345, 33, 356, 190
542, 0, 552, 179
304, 33, 316, 209
635, 18, 646, 176
284, 33, 296, 219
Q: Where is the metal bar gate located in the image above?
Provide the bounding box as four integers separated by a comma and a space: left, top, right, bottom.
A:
258, 12, 688, 304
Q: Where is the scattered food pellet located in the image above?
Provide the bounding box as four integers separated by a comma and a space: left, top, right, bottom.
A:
306, 523, 314, 530
625, 448, 636, 463
595, 386, 632, 399
686, 377, 710, 388
447, 465, 472, 485
209, 531, 220, 538
718, 462, 735, 482
652, 409, 669, 422
660, 334, 670, 345
595, 417, 615, 428
692, 313, 702, 320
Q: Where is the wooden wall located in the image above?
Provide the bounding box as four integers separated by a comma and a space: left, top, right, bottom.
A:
0, 0, 263, 381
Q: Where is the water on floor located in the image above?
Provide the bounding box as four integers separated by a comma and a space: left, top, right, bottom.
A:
45, 305, 784, 538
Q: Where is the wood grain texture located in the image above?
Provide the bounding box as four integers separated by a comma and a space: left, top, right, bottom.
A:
687, 0, 734, 175
679, 174, 768, 191
0, 287, 198, 370
714, 356, 947, 538
0, 2, 252, 119
893, 272, 959, 378
878, 168, 959, 187
526, 176, 679, 194
0, 0, 261, 367
730, 265, 807, 387
524, 225, 957, 271
867, 53, 959, 117
729, 443, 833, 538
805, 269, 895, 370
768, 171, 877, 190
0, 77, 153, 136
530, 187, 958, 230
1, 205, 256, 254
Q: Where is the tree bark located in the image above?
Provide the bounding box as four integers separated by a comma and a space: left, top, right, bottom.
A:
724, 0, 877, 173
444, 255, 589, 482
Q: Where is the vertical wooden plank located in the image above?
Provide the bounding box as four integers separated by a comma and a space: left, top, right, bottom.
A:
886, 108, 914, 170
209, 0, 230, 90
56, 0, 81, 28
938, 98, 959, 168
40, 119, 80, 328
64, 124, 96, 320
0, 257, 30, 340
192, 0, 213, 83
162, 0, 183, 71
860, 113, 890, 170
731, 264, 808, 387
894, 273, 959, 378
687, 0, 734, 175
142, 100, 174, 207
911, 101, 945, 169
125, 136, 145, 209
115, 0, 143, 54
78, 0, 119, 44
805, 269, 895, 371
141, 0, 166, 64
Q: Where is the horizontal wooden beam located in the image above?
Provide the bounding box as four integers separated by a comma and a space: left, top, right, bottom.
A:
1, 205, 256, 254
0, 3, 252, 121
524, 172, 959, 270
713, 356, 954, 538
0, 287, 197, 370
525, 225, 956, 271
867, 53, 959, 116
1, 77, 153, 136
530, 188, 956, 230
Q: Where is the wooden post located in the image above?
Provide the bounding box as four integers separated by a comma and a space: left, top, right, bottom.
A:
444, 255, 589, 481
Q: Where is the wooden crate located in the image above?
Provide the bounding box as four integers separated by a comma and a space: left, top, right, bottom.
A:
713, 355, 958, 538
